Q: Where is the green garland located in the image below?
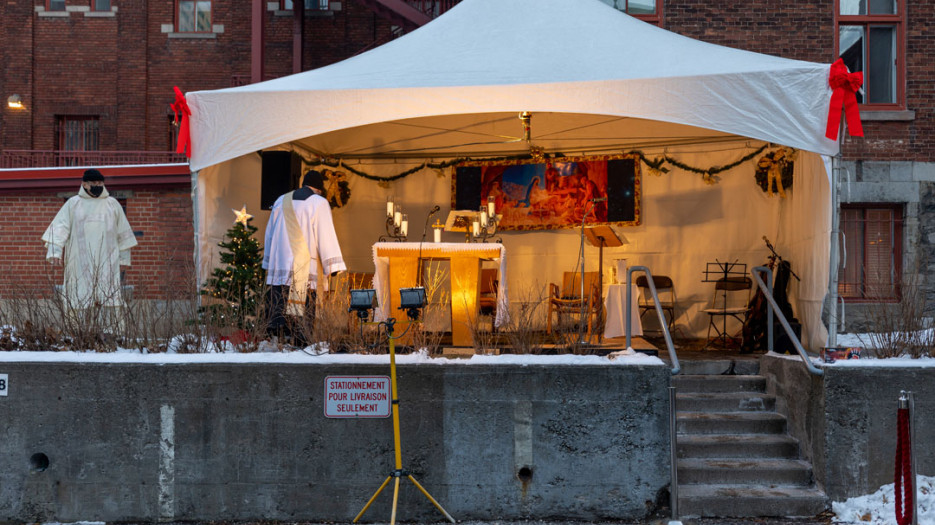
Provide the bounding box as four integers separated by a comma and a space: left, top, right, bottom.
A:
300, 144, 773, 186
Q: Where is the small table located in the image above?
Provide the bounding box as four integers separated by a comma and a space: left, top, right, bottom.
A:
372, 242, 508, 347
603, 283, 643, 339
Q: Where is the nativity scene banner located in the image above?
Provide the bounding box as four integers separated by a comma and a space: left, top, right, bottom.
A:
453, 155, 641, 230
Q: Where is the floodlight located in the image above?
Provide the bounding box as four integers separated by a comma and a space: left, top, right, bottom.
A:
349, 288, 376, 319
398, 286, 426, 320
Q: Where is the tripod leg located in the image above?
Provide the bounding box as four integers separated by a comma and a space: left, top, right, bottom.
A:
353, 475, 392, 523
407, 474, 456, 523
390, 476, 401, 525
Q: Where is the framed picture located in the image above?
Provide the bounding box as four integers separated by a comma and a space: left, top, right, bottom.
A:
453, 155, 641, 230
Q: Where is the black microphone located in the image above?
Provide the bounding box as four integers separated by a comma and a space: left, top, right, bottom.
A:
423, 205, 441, 239
590, 197, 607, 202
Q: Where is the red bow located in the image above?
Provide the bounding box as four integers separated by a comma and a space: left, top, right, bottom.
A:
825, 58, 864, 141
171, 86, 192, 158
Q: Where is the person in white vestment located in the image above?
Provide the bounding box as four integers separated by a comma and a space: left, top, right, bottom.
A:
41, 169, 138, 310
263, 169, 346, 343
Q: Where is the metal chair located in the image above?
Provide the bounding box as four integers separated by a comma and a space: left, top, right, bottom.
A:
635, 274, 677, 332
701, 276, 752, 348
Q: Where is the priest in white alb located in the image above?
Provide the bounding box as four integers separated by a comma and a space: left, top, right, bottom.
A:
263, 169, 346, 343
42, 169, 138, 310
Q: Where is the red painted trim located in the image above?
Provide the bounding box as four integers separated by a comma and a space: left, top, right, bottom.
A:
0, 164, 191, 192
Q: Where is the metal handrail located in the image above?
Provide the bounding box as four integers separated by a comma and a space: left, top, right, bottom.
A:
751, 266, 823, 376
626, 265, 680, 375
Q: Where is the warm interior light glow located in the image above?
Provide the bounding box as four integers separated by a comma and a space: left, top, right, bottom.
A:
7, 94, 23, 109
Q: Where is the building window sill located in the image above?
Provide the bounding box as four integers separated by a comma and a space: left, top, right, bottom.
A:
84, 10, 117, 18
272, 9, 337, 17
167, 32, 218, 39
861, 110, 915, 122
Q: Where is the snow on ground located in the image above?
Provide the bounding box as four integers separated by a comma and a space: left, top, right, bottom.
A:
832, 475, 934, 524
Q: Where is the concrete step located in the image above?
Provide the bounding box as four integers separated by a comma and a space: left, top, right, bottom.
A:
678, 484, 828, 518
677, 391, 776, 412
678, 457, 813, 485
672, 374, 767, 394
675, 359, 760, 376
677, 432, 801, 459
677, 411, 787, 435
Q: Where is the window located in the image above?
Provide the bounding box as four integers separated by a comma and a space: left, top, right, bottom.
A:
168, 116, 181, 152
838, 204, 903, 301
177, 0, 212, 32
597, 0, 661, 24
835, 0, 905, 107
93, 0, 112, 11
56, 116, 100, 166
47, 0, 66, 11
280, 0, 330, 10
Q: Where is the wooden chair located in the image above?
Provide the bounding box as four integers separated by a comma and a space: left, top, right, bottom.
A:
547, 271, 601, 336
635, 275, 677, 332
478, 268, 499, 331
701, 276, 752, 348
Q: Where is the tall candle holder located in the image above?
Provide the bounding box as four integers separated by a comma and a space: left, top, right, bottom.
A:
472, 197, 501, 243
380, 200, 409, 242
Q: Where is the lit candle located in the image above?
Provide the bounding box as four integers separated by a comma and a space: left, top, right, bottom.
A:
480, 209, 488, 226
401, 215, 408, 236
394, 205, 402, 228
434, 227, 441, 243
386, 198, 394, 218
487, 196, 495, 217
472, 220, 480, 237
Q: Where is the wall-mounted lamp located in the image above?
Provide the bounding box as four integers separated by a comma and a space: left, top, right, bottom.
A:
7, 95, 23, 109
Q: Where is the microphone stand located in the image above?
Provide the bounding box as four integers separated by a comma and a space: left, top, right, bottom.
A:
577, 199, 600, 346
417, 206, 441, 288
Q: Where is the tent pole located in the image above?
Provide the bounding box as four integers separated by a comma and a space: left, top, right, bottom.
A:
828, 154, 842, 348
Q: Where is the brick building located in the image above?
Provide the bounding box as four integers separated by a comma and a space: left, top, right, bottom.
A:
1, 0, 933, 328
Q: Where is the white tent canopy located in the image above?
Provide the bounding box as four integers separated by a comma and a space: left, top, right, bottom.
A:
186, 0, 838, 171
185, 0, 839, 349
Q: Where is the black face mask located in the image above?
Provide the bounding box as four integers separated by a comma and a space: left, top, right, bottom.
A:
88, 186, 104, 198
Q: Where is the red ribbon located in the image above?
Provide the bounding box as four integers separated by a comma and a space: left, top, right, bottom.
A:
171, 86, 192, 158
825, 58, 864, 141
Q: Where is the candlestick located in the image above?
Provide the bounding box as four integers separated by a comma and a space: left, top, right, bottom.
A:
394, 207, 402, 228
401, 215, 408, 237
434, 227, 441, 243
487, 196, 495, 217
480, 209, 488, 225
386, 198, 394, 218
472, 220, 480, 237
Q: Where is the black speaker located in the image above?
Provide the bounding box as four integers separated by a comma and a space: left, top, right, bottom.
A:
261, 151, 302, 210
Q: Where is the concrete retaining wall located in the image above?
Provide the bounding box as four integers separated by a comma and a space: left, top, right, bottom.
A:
0, 362, 671, 522
760, 355, 935, 500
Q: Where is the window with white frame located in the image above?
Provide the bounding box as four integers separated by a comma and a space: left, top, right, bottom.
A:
177, 0, 212, 32
47, 0, 66, 11
838, 204, 903, 301
93, 0, 112, 11
836, 0, 905, 107
281, 0, 330, 11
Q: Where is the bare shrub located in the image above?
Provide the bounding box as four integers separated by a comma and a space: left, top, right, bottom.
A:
503, 282, 548, 354
407, 262, 448, 356
856, 260, 934, 358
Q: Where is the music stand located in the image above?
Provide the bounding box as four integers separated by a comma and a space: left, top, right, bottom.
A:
584, 225, 628, 341
702, 260, 748, 348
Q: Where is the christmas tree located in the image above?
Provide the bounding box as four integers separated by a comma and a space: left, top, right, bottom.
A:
200, 206, 266, 330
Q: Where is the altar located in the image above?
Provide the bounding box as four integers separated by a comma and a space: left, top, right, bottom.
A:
372, 242, 509, 347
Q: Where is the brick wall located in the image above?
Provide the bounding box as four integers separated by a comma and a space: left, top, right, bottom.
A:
0, 187, 194, 301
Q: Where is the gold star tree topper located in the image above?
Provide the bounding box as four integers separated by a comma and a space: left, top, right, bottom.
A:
232, 205, 253, 226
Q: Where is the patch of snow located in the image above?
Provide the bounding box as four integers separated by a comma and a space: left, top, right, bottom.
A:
832, 474, 934, 524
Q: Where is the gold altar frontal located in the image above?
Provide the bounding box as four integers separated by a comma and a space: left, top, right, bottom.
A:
373, 242, 506, 347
